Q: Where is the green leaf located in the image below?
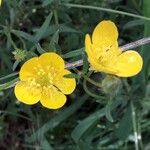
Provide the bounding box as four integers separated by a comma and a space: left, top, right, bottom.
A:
12, 30, 34, 42
115, 105, 132, 140
49, 30, 59, 50
82, 53, 89, 74
105, 100, 114, 122
123, 19, 144, 29
0, 72, 18, 81
34, 12, 53, 42
36, 43, 46, 54
41, 138, 53, 150
26, 95, 89, 143
63, 48, 84, 59
141, 0, 150, 83
0, 78, 19, 91
71, 99, 122, 143
42, 0, 54, 6
0, 49, 13, 69
64, 73, 80, 79
41, 24, 80, 36
12, 60, 20, 71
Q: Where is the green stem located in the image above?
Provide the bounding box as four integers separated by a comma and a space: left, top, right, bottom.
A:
137, 113, 144, 150
82, 74, 102, 88
62, 3, 150, 21
131, 101, 139, 150
73, 68, 102, 88
83, 77, 105, 100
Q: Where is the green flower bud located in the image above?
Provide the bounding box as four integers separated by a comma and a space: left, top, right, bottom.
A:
101, 75, 122, 97
12, 49, 27, 61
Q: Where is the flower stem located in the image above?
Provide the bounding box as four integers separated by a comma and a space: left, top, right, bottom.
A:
65, 37, 150, 69
131, 101, 139, 150
62, 3, 150, 21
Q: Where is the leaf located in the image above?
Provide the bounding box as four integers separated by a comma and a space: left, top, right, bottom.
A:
41, 138, 53, 150
12, 30, 34, 42
49, 30, 59, 50
42, 0, 54, 6
64, 73, 80, 79
141, 0, 150, 82
12, 60, 20, 71
71, 99, 122, 143
105, 100, 114, 122
0, 78, 19, 91
115, 105, 132, 140
0, 72, 18, 81
26, 95, 89, 143
123, 19, 144, 29
36, 43, 46, 54
37, 24, 80, 37
82, 52, 89, 74
34, 12, 53, 42
63, 48, 84, 59
0, 49, 13, 69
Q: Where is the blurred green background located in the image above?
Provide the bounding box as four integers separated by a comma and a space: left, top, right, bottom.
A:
0, 0, 150, 150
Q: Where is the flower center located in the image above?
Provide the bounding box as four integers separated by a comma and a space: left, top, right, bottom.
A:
92, 44, 121, 66
28, 65, 57, 89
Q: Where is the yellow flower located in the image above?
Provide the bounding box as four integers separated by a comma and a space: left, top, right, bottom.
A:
85, 20, 143, 77
0, 0, 2, 6
14, 53, 76, 109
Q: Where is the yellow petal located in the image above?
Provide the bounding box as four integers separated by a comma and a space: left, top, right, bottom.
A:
54, 69, 76, 94
20, 57, 39, 81
92, 20, 118, 45
39, 52, 65, 70
14, 81, 41, 105
85, 34, 117, 74
85, 34, 96, 60
40, 86, 66, 109
115, 50, 143, 77
0, 0, 2, 6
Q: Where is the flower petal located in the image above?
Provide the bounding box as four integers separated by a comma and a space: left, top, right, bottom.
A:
20, 57, 39, 81
85, 34, 117, 74
115, 50, 143, 77
92, 20, 118, 45
85, 34, 93, 59
15, 81, 41, 105
39, 52, 65, 70
54, 69, 76, 95
40, 86, 66, 109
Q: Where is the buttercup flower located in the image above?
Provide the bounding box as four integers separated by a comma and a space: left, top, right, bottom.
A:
85, 20, 143, 77
15, 53, 76, 109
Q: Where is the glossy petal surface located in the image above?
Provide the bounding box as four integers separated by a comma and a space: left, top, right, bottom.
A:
20, 57, 39, 81
15, 81, 41, 105
39, 52, 65, 70
15, 52, 76, 109
85, 20, 143, 77
85, 34, 118, 74
115, 50, 143, 77
40, 86, 66, 109
92, 20, 118, 45
54, 69, 76, 94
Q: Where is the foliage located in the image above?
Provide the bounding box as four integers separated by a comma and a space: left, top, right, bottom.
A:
0, 0, 150, 149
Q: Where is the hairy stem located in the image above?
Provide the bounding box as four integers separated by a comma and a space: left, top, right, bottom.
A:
65, 37, 150, 69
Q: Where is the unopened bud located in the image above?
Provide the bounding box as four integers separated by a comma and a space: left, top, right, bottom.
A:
13, 49, 27, 61
101, 75, 122, 97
